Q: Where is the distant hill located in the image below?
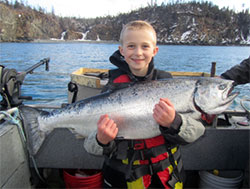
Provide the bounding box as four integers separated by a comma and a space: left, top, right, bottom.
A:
0, 1, 249, 45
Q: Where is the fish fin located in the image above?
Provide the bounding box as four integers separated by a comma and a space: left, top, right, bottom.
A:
18, 105, 49, 155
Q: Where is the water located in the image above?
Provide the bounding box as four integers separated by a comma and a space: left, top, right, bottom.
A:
0, 42, 249, 110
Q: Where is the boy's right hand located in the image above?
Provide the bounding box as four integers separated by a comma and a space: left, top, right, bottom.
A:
96, 114, 118, 145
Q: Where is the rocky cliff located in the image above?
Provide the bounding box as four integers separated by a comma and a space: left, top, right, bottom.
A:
0, 2, 63, 41
0, 1, 249, 45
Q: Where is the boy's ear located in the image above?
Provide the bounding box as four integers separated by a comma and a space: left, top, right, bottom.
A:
119, 46, 124, 56
153, 46, 159, 57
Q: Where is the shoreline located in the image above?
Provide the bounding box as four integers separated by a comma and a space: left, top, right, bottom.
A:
0, 39, 249, 46
32, 39, 119, 44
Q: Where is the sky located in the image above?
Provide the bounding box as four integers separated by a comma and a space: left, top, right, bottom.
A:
24, 0, 250, 18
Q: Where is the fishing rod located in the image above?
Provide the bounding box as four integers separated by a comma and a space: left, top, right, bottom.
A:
0, 58, 50, 110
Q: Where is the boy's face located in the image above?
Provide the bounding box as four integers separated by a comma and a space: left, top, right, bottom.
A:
119, 28, 159, 76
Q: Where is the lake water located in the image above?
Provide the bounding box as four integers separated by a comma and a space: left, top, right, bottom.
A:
0, 42, 249, 109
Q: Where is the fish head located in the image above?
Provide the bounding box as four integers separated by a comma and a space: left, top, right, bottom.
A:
194, 78, 239, 115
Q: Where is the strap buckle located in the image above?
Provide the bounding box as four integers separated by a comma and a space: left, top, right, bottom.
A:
167, 174, 179, 188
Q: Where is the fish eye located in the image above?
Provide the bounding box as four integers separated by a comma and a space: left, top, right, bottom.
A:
218, 84, 227, 90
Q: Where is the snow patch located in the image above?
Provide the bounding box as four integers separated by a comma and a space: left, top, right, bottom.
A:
240, 34, 250, 45
76, 31, 90, 41
60, 31, 66, 40
181, 30, 192, 41
96, 35, 101, 41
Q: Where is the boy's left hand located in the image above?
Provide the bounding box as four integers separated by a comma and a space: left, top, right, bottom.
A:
153, 98, 175, 128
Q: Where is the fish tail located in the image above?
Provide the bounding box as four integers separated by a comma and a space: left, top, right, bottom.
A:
18, 105, 49, 155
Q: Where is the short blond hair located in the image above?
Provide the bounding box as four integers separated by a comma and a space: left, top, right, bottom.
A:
119, 20, 157, 45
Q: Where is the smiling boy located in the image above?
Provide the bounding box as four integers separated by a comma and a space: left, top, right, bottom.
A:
119, 21, 158, 77
84, 20, 205, 188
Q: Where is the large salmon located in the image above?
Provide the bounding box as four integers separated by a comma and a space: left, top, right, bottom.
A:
19, 77, 238, 154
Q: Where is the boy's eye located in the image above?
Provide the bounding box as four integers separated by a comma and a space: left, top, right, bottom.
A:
142, 44, 151, 49
127, 45, 135, 49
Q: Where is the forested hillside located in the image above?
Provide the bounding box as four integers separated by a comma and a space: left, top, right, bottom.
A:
0, 0, 249, 45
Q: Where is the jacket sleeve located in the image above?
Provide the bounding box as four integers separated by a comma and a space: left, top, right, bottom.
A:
221, 57, 250, 85
160, 113, 205, 145
177, 114, 205, 143
84, 130, 116, 156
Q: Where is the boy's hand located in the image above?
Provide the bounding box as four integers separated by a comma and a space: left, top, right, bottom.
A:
153, 98, 175, 128
96, 114, 118, 145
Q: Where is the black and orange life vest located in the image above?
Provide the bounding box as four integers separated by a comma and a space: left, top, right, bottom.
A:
103, 72, 184, 188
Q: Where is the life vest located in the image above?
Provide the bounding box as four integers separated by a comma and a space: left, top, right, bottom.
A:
113, 74, 131, 83
104, 74, 184, 188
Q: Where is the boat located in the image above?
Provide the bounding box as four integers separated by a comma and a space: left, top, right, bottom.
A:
0, 60, 249, 188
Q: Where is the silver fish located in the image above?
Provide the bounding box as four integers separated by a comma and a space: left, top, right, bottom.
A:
19, 77, 238, 154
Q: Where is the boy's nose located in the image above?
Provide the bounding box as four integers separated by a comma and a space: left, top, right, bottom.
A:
134, 47, 143, 55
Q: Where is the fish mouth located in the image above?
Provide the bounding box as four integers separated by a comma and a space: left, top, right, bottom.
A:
223, 84, 239, 105
208, 84, 239, 115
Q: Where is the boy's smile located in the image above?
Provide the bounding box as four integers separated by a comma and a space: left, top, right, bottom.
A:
119, 29, 158, 77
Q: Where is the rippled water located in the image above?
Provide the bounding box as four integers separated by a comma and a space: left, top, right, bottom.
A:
0, 42, 249, 109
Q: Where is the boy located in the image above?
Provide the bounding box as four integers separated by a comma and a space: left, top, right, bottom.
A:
84, 20, 205, 188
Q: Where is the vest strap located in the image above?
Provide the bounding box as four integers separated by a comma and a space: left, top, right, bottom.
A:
114, 140, 175, 161
167, 146, 185, 183
107, 146, 182, 182
129, 148, 181, 181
